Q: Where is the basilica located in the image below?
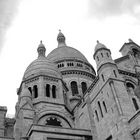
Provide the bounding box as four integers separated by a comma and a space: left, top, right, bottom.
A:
0, 31, 140, 140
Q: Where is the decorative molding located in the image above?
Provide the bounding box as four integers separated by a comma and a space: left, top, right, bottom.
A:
24, 75, 59, 84
55, 58, 96, 74
24, 77, 39, 84
61, 70, 96, 79
118, 69, 136, 78
43, 76, 58, 82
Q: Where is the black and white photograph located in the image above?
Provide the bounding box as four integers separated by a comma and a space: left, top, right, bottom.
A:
0, 0, 140, 139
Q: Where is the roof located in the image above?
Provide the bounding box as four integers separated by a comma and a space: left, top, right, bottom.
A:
23, 57, 61, 79
93, 41, 110, 59
46, 46, 89, 63
94, 41, 107, 53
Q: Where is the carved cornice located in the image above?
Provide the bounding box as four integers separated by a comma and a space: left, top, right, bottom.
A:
24, 75, 60, 84
55, 58, 96, 74
43, 76, 58, 82
61, 70, 96, 79
24, 76, 39, 84
118, 69, 136, 78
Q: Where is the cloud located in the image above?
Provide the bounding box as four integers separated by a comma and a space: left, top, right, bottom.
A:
0, 0, 20, 52
88, 0, 140, 19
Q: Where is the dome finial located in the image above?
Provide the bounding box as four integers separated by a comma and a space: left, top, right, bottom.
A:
97, 40, 99, 44
57, 30, 66, 47
37, 40, 46, 57
128, 38, 133, 43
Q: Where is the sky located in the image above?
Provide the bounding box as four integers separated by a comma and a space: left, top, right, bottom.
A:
0, 0, 140, 116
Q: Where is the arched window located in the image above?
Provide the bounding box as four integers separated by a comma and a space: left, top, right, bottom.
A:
33, 85, 38, 98
52, 85, 56, 98
103, 101, 107, 113
46, 117, 62, 127
126, 82, 135, 89
95, 110, 99, 122
81, 82, 87, 94
97, 56, 99, 61
132, 98, 139, 111
132, 48, 139, 58
71, 81, 79, 96
98, 101, 103, 118
28, 87, 32, 95
101, 53, 103, 57
106, 52, 109, 57
113, 70, 117, 78
101, 74, 105, 82
126, 82, 135, 94
46, 84, 50, 97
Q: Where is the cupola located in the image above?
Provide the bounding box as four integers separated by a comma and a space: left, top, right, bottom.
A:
23, 41, 61, 80
93, 41, 113, 72
37, 40, 46, 57
57, 30, 66, 47
47, 30, 89, 63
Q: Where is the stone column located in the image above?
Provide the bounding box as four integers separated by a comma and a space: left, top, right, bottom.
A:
38, 76, 45, 97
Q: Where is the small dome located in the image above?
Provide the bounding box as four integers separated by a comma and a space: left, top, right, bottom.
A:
23, 41, 61, 80
57, 30, 66, 45
37, 40, 46, 57
94, 40, 107, 53
23, 57, 61, 79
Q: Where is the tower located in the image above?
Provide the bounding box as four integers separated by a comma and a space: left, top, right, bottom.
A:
90, 41, 134, 140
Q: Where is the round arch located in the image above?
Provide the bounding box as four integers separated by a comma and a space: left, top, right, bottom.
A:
125, 78, 137, 89
131, 48, 140, 58
37, 110, 74, 128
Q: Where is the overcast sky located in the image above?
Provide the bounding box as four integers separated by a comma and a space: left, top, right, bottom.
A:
0, 0, 140, 116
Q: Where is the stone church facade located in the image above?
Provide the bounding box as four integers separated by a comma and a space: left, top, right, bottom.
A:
0, 32, 140, 140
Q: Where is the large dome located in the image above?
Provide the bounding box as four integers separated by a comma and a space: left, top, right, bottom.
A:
47, 30, 89, 63
46, 46, 89, 63
23, 41, 61, 80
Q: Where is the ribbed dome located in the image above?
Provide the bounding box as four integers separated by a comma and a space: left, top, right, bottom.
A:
47, 31, 89, 63
23, 41, 61, 80
46, 46, 89, 63
23, 57, 61, 79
